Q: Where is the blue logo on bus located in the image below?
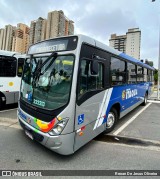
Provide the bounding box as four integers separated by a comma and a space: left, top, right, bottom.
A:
78, 114, 84, 125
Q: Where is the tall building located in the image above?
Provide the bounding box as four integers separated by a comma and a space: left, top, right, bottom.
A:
46, 10, 74, 39
29, 17, 47, 46
109, 28, 141, 59
29, 21, 36, 46
0, 29, 5, 50
0, 25, 15, 51
109, 34, 126, 53
12, 23, 30, 53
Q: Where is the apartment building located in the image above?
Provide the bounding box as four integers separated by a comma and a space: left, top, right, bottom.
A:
12, 23, 30, 53
46, 10, 74, 39
109, 28, 141, 59
29, 17, 47, 46
0, 25, 15, 51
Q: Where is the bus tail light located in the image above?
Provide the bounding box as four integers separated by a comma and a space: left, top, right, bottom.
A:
48, 118, 69, 136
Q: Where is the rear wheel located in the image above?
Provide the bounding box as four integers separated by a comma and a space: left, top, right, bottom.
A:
105, 108, 118, 133
0, 98, 2, 109
142, 93, 148, 106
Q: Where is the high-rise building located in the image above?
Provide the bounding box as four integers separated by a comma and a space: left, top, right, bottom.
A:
109, 34, 126, 53
46, 10, 74, 39
0, 25, 15, 51
29, 17, 47, 46
29, 21, 36, 46
0, 29, 5, 50
12, 23, 30, 53
126, 28, 141, 60
109, 28, 141, 59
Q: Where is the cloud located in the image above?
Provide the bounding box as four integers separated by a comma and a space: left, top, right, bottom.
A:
0, 0, 159, 67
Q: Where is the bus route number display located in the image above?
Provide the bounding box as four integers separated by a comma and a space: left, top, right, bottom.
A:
28, 36, 78, 54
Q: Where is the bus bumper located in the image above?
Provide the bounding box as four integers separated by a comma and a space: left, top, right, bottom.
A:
18, 117, 75, 155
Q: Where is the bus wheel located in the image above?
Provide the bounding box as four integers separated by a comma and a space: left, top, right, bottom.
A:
105, 108, 118, 133
142, 93, 148, 106
0, 99, 2, 109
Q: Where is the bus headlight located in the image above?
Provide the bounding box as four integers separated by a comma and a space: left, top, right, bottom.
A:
48, 118, 69, 136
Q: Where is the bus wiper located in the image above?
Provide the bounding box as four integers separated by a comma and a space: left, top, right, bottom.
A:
32, 52, 58, 87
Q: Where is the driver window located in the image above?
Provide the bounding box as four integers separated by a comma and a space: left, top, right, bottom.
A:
78, 59, 104, 97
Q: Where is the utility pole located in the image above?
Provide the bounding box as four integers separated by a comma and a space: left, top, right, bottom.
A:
151, 0, 160, 99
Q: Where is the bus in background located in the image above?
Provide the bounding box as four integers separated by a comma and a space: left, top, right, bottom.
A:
0, 51, 25, 109
17, 35, 154, 155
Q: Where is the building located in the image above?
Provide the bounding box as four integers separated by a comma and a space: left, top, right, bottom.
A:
0, 29, 5, 50
29, 17, 47, 46
29, 21, 36, 46
109, 34, 126, 53
109, 28, 141, 59
46, 10, 74, 39
0, 25, 15, 51
12, 23, 30, 53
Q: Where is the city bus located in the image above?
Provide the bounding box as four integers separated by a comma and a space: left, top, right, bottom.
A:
0, 51, 25, 109
17, 35, 154, 155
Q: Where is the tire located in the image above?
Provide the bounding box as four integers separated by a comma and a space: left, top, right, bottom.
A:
105, 108, 118, 133
142, 93, 148, 106
0, 98, 2, 110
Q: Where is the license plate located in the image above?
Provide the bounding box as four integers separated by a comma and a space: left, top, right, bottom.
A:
25, 130, 33, 140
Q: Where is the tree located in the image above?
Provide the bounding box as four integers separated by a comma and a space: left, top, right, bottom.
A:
154, 69, 158, 84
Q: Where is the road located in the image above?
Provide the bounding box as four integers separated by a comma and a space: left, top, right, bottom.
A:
0, 103, 160, 173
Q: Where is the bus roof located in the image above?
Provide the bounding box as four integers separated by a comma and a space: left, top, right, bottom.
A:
28, 34, 155, 71
77, 34, 155, 71
0, 50, 21, 56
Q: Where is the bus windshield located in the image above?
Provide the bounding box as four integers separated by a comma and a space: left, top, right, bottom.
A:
20, 55, 74, 110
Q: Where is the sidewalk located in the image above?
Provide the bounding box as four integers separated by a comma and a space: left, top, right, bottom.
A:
149, 91, 159, 100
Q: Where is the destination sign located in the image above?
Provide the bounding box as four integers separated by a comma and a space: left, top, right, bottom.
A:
28, 36, 78, 55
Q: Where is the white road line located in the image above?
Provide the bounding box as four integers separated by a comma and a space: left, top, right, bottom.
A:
0, 108, 17, 113
148, 100, 160, 103
113, 103, 152, 136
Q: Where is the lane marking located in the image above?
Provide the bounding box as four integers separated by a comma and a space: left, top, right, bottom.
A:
113, 103, 152, 136
148, 100, 160, 103
0, 108, 17, 113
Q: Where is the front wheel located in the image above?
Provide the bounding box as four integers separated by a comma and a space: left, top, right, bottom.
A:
105, 108, 118, 133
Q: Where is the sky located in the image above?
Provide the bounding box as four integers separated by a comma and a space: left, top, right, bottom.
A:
0, 0, 159, 68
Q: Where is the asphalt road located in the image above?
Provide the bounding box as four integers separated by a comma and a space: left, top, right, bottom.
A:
0, 103, 160, 172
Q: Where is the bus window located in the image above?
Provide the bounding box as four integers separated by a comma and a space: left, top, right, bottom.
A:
148, 70, 152, 82
144, 68, 147, 82
78, 59, 104, 97
0, 56, 16, 77
111, 57, 126, 86
127, 63, 136, 84
17, 58, 25, 77
137, 66, 144, 83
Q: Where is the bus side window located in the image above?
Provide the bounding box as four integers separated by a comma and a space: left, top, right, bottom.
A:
17, 58, 24, 77
111, 57, 126, 86
127, 63, 136, 84
78, 59, 104, 97
137, 66, 144, 83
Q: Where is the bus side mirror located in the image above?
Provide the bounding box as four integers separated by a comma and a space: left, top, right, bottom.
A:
90, 60, 99, 75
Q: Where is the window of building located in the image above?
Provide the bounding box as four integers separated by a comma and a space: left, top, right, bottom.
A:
111, 57, 126, 85
127, 63, 136, 84
78, 59, 104, 97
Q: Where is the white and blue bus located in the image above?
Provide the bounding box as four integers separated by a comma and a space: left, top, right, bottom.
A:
18, 35, 154, 155
0, 50, 25, 108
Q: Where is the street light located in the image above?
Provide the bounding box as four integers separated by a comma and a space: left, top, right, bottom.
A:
151, 0, 160, 99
